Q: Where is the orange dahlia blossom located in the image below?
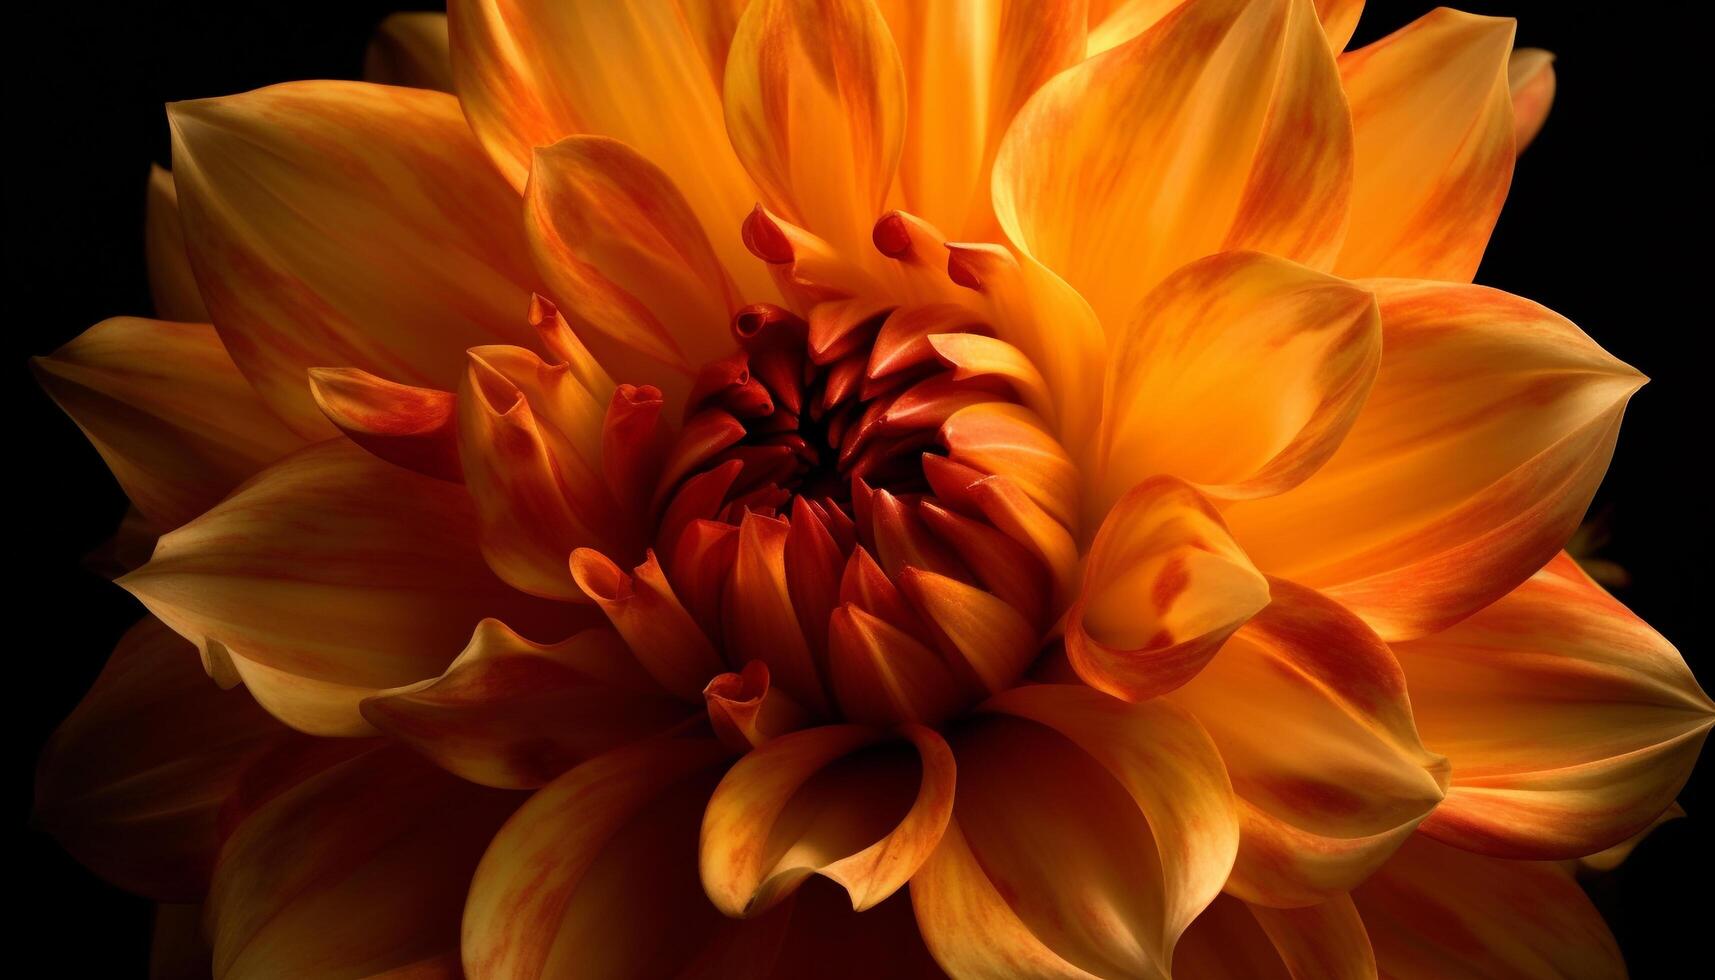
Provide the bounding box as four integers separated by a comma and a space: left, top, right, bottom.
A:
33, 1, 1711, 977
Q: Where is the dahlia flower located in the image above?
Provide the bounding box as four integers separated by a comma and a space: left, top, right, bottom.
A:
34, 1, 1711, 977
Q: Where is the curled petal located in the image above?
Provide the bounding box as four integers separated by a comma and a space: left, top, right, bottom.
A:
1173, 894, 1376, 980
1067, 477, 1270, 702
120, 441, 582, 736
308, 367, 460, 482
362, 621, 694, 789
570, 549, 727, 703
1397, 554, 1714, 859
364, 12, 453, 91
1097, 252, 1381, 507
942, 402, 1079, 531
700, 724, 955, 916
167, 81, 541, 436
1223, 280, 1645, 641
1171, 579, 1449, 906
144, 165, 209, 323
1334, 9, 1516, 281
705, 661, 811, 752
1353, 835, 1624, 979
1509, 47, 1556, 153
33, 317, 304, 530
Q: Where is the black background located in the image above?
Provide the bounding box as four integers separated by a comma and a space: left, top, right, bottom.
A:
9, 1, 1709, 975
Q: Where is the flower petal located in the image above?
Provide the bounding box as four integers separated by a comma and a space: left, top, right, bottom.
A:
208, 745, 520, 980
307, 367, 461, 482
1397, 553, 1714, 859
1222, 280, 1645, 641
1173, 894, 1376, 980
570, 548, 728, 702
701, 724, 954, 916
1353, 835, 1624, 979
1096, 252, 1381, 507
120, 441, 583, 736
364, 12, 453, 91
144, 165, 209, 323
1509, 48, 1556, 153
724, 0, 907, 253
1170, 579, 1449, 906
361, 621, 695, 789
168, 81, 542, 436
33, 317, 304, 530
1333, 9, 1515, 281
1067, 477, 1271, 702
994, 0, 1352, 327
34, 617, 285, 902
913, 685, 1237, 978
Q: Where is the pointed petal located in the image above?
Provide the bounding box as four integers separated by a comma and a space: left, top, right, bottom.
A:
144, 165, 209, 323
898, 567, 1038, 697
1334, 9, 1516, 281
726, 512, 832, 714
120, 441, 583, 736
168, 81, 542, 436
941, 402, 1079, 531
364, 12, 453, 91
1171, 579, 1449, 906
361, 621, 694, 789
1223, 280, 1645, 640
1397, 553, 1714, 859
308, 367, 460, 482
34, 618, 285, 901
1097, 252, 1381, 507
571, 548, 727, 702
995, 0, 1352, 327
33, 317, 304, 530
1509, 48, 1556, 153
827, 605, 972, 726
1068, 477, 1270, 702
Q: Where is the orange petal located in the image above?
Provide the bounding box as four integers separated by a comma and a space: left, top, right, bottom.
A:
897, 567, 1038, 697
1068, 477, 1270, 702
700, 724, 954, 916
705, 660, 812, 752
1312, 0, 1362, 50
570, 548, 727, 702
462, 737, 776, 979
1171, 579, 1449, 906
34, 617, 285, 901
33, 317, 304, 531
724, 0, 906, 253
1174, 893, 1375, 980
364, 11, 453, 91
525, 136, 744, 398
994, 0, 1352, 328
1397, 553, 1714, 859
144, 165, 209, 323
150, 903, 215, 980
208, 745, 520, 979
446, 0, 763, 297
1334, 9, 1516, 281
120, 441, 583, 736
168, 81, 541, 437
914, 685, 1237, 977
1096, 252, 1381, 507
1509, 47, 1556, 153
308, 367, 460, 482
1222, 280, 1645, 641
941, 401, 1079, 531
361, 621, 694, 789
827, 604, 974, 726
1579, 801, 1683, 873
725, 512, 832, 714
1353, 835, 1624, 979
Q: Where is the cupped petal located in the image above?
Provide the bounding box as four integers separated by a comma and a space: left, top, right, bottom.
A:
33, 317, 305, 530
1509, 48, 1556, 153
1397, 553, 1714, 859
1334, 9, 1515, 281
1353, 835, 1624, 979
913, 686, 1238, 979
705, 661, 812, 752
724, 0, 907, 254
1067, 477, 1271, 702
1222, 280, 1645, 641
144, 165, 210, 323
168, 81, 542, 437
308, 367, 460, 482
994, 0, 1352, 327
1096, 252, 1380, 507
361, 621, 695, 789
1173, 894, 1375, 980
120, 440, 583, 736
570, 548, 727, 702
364, 12, 453, 91
701, 724, 955, 916
941, 401, 1079, 531
1170, 579, 1449, 906
208, 745, 520, 980
34, 617, 286, 902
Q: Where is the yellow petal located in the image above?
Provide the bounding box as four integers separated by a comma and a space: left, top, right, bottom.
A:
1398, 553, 1714, 859
1173, 894, 1376, 980
1223, 280, 1644, 641
1068, 477, 1270, 702
724, 0, 907, 254
33, 317, 303, 530
1096, 252, 1380, 509
700, 723, 954, 915
1089, 0, 1362, 53
1509, 47, 1556, 153
168, 81, 542, 436
144, 165, 209, 323
994, 0, 1352, 328
1171, 579, 1449, 906
364, 12, 453, 91
120, 441, 584, 736
1334, 9, 1516, 281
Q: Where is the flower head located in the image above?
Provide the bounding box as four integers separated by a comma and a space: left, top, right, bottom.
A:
34, 1, 1710, 977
